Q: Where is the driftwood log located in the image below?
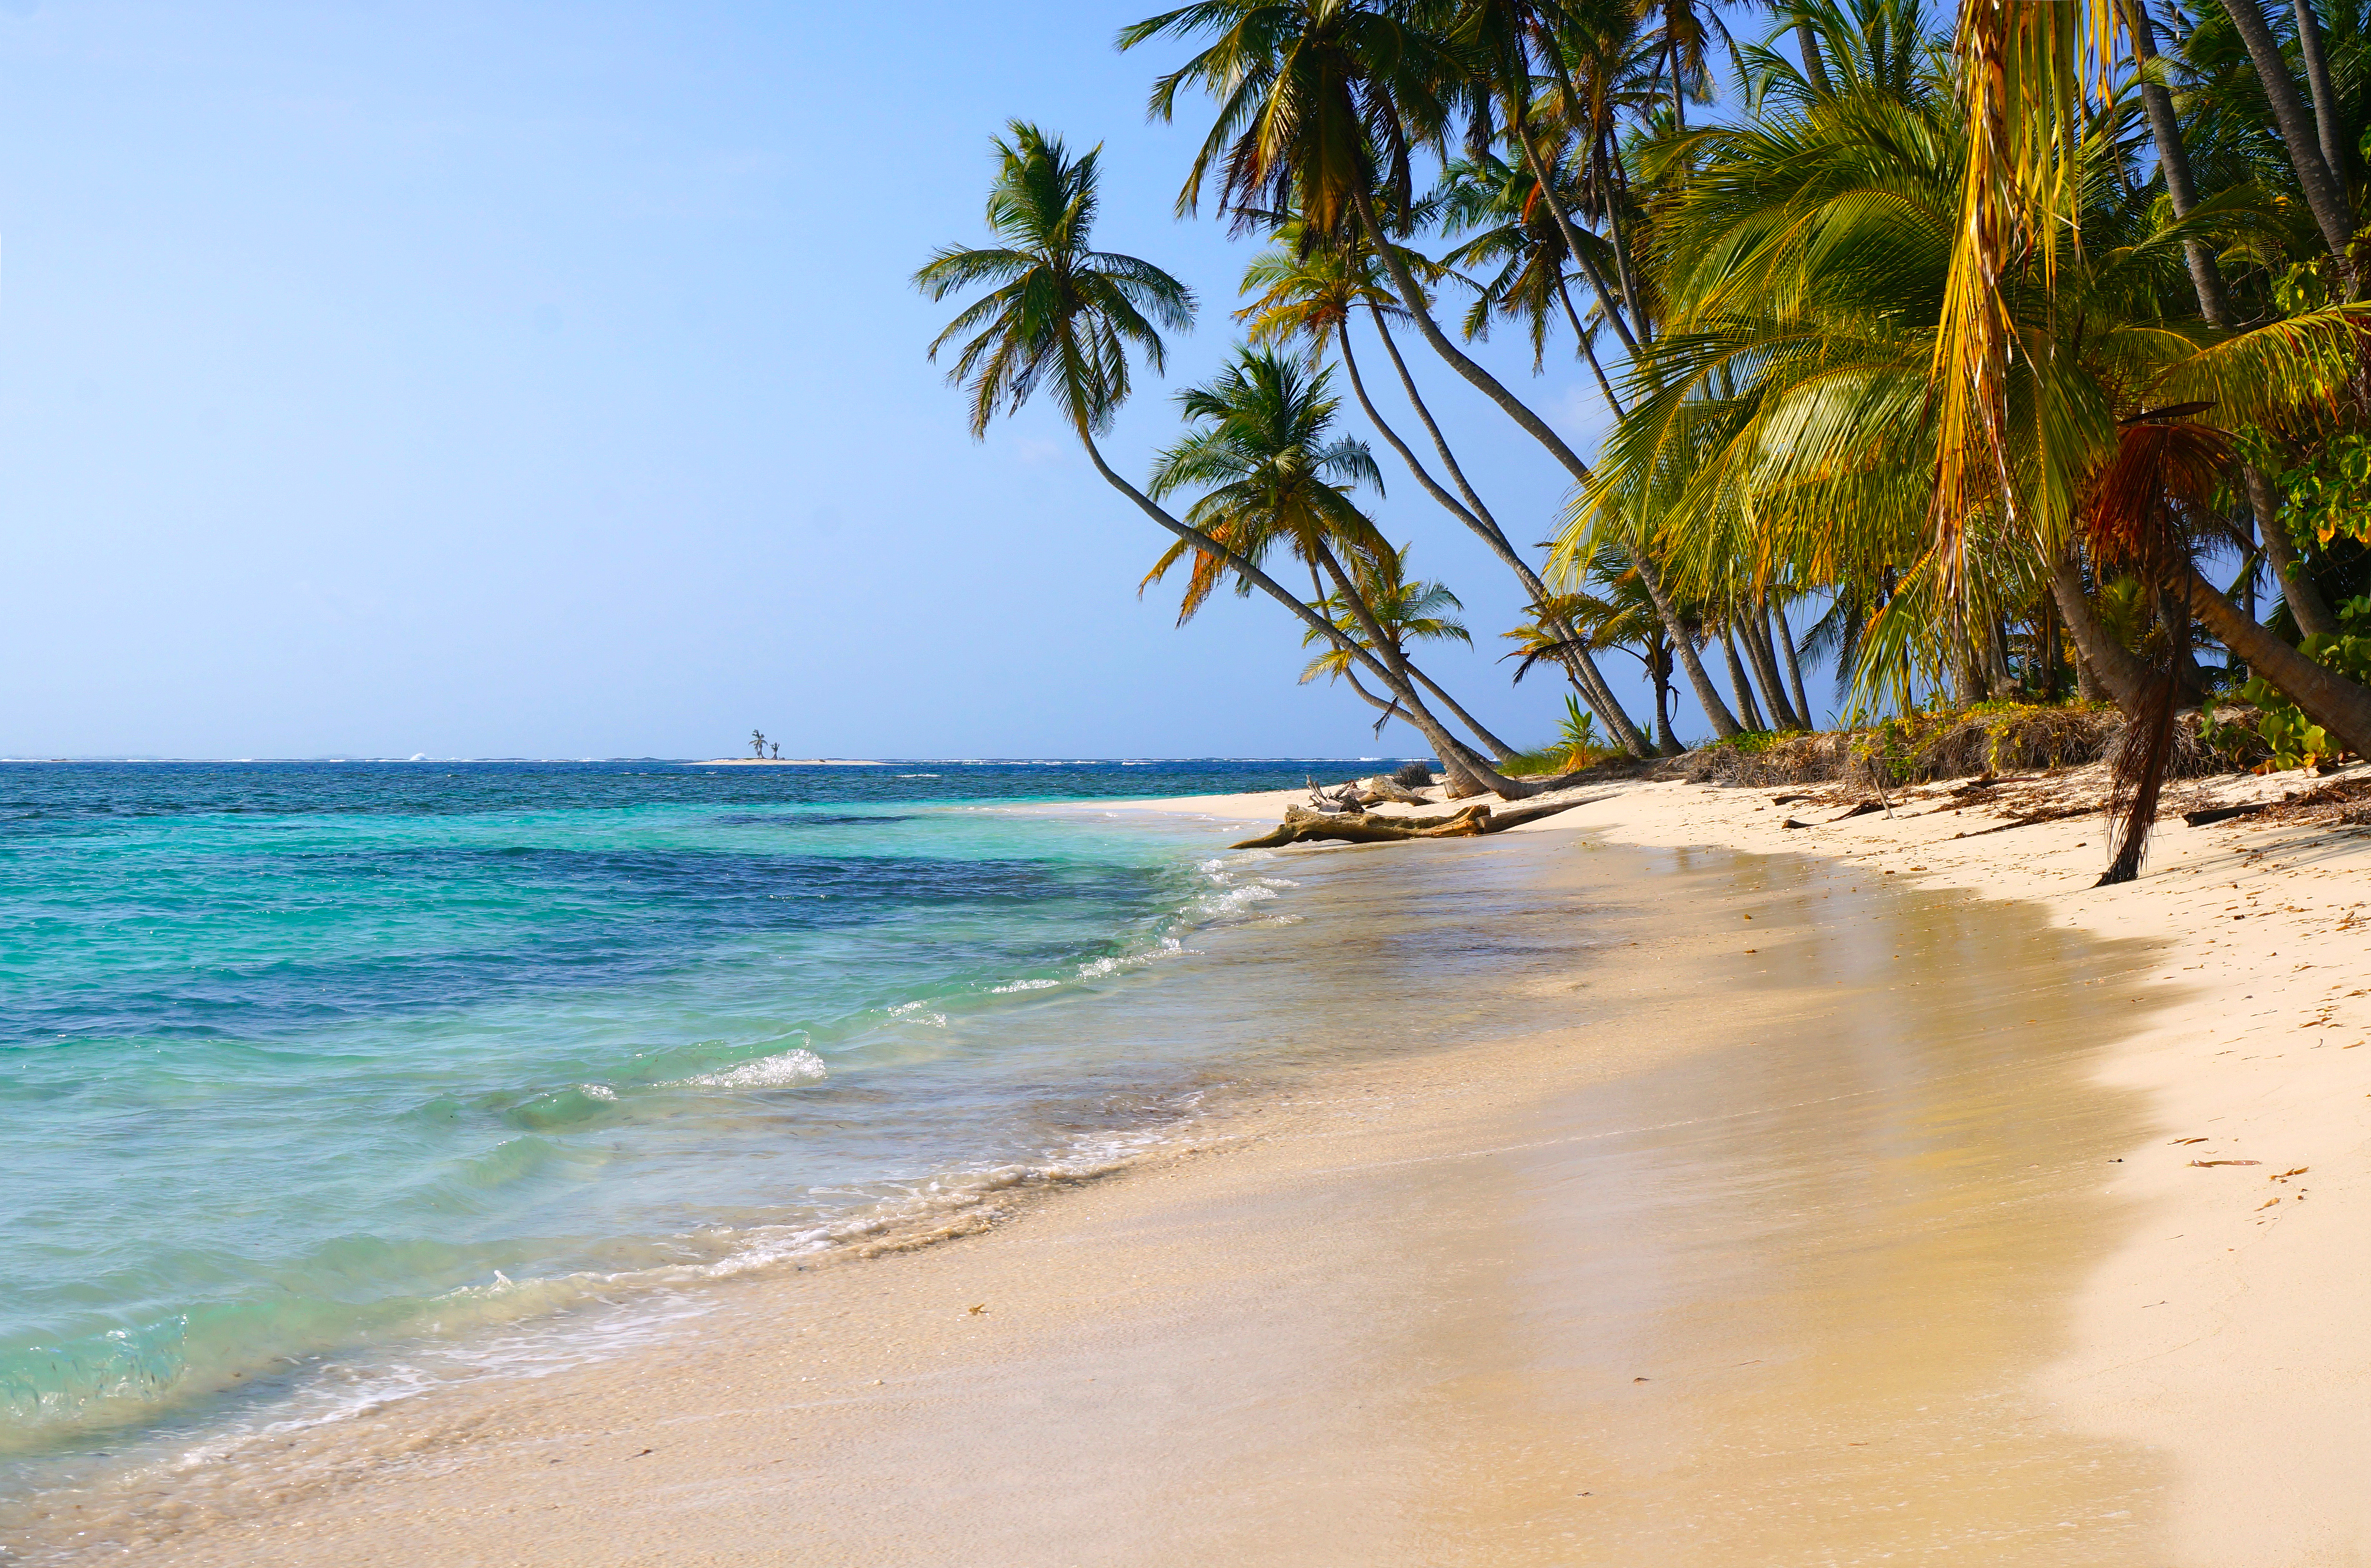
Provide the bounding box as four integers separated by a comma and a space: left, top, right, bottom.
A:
1230, 797, 1590, 849
1358, 774, 1432, 806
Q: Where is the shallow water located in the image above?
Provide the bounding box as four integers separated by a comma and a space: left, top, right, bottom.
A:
0, 814, 2181, 1566
0, 759, 1428, 1479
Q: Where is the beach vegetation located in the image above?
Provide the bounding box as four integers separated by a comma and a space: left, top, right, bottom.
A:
920, 0, 2371, 865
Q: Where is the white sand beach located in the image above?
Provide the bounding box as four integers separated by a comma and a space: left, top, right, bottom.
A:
15, 764, 2371, 1567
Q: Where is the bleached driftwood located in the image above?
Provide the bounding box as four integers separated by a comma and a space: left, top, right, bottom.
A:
1357, 774, 1432, 805
1229, 796, 1590, 849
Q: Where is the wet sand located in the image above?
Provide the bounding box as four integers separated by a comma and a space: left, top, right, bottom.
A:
12, 830, 2185, 1566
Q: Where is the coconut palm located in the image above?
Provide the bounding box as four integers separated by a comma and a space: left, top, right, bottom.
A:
916, 121, 1534, 797
1294, 541, 1522, 755
1120, 0, 1600, 483
1505, 547, 1692, 752
1565, 54, 2371, 870
1433, 149, 1624, 402
1238, 225, 1654, 751
1124, 0, 1742, 740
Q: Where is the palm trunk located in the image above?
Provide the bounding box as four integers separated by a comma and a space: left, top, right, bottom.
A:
2125, 0, 2237, 324
1310, 536, 1537, 799
2125, 5, 2338, 636
1984, 613, 2016, 698
1636, 551, 1743, 737
2074, 650, 2107, 703
1595, 140, 1647, 330
1341, 319, 1634, 750
1508, 112, 1640, 355
2294, 0, 2348, 191
1342, 665, 1512, 761
2046, 548, 2151, 714
1411, 664, 1522, 760
1740, 608, 1802, 728
1796, 18, 1834, 96
1650, 639, 1683, 753
1773, 599, 1813, 726
2037, 592, 2062, 697
1339, 327, 1487, 535
2153, 581, 2209, 698
2187, 566, 2371, 756
2217, 0, 2358, 286
1723, 631, 1768, 729
1349, 184, 1598, 484
1360, 305, 1652, 756
1353, 193, 1711, 747
1554, 278, 1623, 412
1077, 429, 1529, 798
2250, 468, 2338, 635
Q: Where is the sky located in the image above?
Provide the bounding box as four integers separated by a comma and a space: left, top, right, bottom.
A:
0, 0, 1798, 760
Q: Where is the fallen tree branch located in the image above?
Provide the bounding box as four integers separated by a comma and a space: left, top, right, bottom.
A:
1952, 803, 2095, 838
2183, 801, 2272, 828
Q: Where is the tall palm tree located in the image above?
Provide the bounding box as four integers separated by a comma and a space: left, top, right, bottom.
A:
1238, 226, 1654, 751
1433, 149, 1623, 403
1569, 66, 2371, 759
1124, 0, 1737, 739
1120, 0, 1601, 484
916, 121, 1534, 797
1144, 347, 1535, 785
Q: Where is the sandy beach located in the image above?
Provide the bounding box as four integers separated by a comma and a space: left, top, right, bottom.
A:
13, 765, 2370, 1566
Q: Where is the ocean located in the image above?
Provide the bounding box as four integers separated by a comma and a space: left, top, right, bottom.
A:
0, 757, 1447, 1486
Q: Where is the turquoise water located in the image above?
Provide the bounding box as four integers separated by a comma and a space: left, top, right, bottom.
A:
0, 759, 1400, 1470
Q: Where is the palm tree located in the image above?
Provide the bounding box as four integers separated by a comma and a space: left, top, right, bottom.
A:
1237, 225, 1654, 751
1567, 54, 2371, 802
1120, 0, 1601, 485
1433, 149, 1623, 403
1146, 347, 1531, 779
1124, 0, 1738, 740
1506, 547, 1692, 752
916, 123, 1535, 797
1292, 541, 1522, 755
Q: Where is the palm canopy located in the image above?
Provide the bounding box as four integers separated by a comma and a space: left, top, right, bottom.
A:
1559, 69, 2367, 707
1298, 541, 1469, 682
1119, 0, 1459, 241
1433, 149, 1615, 368
1234, 224, 1406, 358
1142, 346, 1393, 622
913, 121, 1197, 438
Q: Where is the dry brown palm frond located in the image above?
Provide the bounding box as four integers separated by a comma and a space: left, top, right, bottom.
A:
2074, 417, 2226, 885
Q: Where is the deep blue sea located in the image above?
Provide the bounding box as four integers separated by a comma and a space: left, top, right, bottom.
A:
0, 758, 1413, 1472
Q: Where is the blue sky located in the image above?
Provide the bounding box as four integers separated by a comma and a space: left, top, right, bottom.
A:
0, 1, 1779, 759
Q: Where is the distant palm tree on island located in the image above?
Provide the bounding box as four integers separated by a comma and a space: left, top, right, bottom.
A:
750, 730, 767, 759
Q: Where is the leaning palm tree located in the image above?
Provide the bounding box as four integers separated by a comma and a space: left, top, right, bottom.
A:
913, 124, 1534, 799
1123, 0, 1727, 738
1121, 0, 1599, 484
1571, 62, 2371, 870
1293, 542, 1522, 756
1433, 150, 1622, 403
1238, 225, 1653, 752
1505, 548, 1692, 753
1143, 348, 1528, 787
1143, 346, 1397, 627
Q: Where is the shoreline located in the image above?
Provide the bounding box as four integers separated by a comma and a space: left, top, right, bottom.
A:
13, 767, 2370, 1564
1128, 764, 2371, 1560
